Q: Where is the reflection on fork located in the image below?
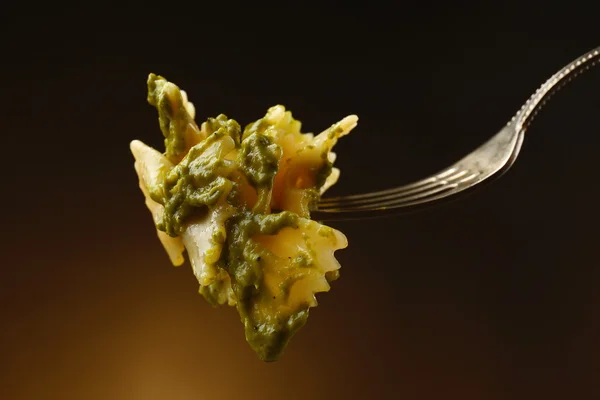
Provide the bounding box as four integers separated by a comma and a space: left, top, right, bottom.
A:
314, 46, 600, 222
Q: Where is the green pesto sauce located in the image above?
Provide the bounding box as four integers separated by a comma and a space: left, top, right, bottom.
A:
238, 133, 281, 214
238, 133, 281, 188
217, 211, 307, 361
251, 309, 309, 362
150, 131, 234, 237
147, 74, 244, 236
147, 73, 195, 163
204, 114, 242, 146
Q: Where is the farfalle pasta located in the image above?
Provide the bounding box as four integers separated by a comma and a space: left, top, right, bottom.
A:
130, 74, 357, 361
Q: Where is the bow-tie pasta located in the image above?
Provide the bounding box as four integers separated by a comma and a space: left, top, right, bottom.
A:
131, 74, 357, 361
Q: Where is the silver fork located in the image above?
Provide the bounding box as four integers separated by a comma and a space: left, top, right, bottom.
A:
314, 46, 600, 222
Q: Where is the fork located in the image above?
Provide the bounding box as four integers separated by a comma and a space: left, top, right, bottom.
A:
314, 46, 600, 222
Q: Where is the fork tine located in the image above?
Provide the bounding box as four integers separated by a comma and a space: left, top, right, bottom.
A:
318, 168, 478, 208
318, 167, 459, 204
317, 179, 463, 211
312, 191, 459, 221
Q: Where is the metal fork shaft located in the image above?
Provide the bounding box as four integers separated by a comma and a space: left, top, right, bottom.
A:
315, 46, 600, 221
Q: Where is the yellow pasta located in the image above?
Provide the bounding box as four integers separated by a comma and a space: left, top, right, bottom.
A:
130, 73, 356, 361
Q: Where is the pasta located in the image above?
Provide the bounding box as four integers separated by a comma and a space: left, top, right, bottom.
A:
130, 74, 357, 361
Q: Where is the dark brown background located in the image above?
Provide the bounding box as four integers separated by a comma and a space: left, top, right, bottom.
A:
2, 4, 600, 400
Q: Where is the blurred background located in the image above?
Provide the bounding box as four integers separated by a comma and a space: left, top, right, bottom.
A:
1, 3, 599, 400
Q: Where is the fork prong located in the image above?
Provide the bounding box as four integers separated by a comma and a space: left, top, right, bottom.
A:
318, 168, 476, 208
318, 167, 458, 204
318, 179, 462, 211
312, 190, 460, 221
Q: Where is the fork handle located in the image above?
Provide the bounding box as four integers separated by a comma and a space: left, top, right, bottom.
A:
513, 46, 600, 133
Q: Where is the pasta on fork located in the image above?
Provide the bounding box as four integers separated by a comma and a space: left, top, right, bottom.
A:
130, 74, 357, 361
